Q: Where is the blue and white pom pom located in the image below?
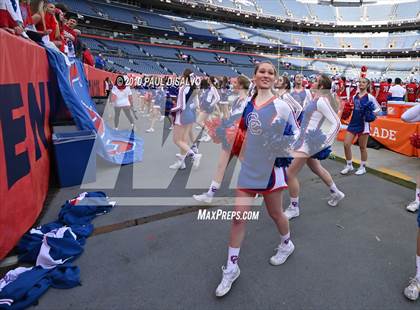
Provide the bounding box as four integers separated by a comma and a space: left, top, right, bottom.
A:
305, 128, 327, 156
216, 118, 235, 149
363, 101, 377, 123
311, 147, 332, 160
262, 118, 295, 167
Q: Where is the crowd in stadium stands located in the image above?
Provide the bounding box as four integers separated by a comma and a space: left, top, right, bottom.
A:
0, 0, 109, 71
331, 76, 419, 104
1, 1, 76, 53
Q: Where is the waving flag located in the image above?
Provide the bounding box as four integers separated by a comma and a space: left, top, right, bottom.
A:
45, 48, 143, 164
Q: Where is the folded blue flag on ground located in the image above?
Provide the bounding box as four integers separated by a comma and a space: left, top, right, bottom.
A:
0, 265, 80, 310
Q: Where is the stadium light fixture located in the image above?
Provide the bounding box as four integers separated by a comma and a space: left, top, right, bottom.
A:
297, 0, 318, 4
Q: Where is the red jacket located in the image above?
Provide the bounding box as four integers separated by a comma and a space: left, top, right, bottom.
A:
19, 3, 33, 27
0, 9, 18, 28
83, 49, 94, 66
406, 83, 418, 102
377, 82, 390, 103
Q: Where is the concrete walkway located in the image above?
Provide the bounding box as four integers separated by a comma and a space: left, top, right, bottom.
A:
331, 141, 419, 186
34, 160, 418, 310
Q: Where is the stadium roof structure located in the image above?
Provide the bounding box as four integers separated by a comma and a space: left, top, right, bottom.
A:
126, 0, 419, 32
306, 0, 414, 6
59, 0, 418, 78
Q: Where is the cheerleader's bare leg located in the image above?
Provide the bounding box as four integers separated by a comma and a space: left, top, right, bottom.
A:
187, 125, 198, 150
193, 149, 231, 203
283, 156, 307, 219
341, 131, 356, 175
215, 190, 253, 297
264, 190, 295, 265
402, 104, 420, 300
147, 107, 160, 132
170, 125, 189, 170
196, 111, 209, 127
403, 227, 420, 300
355, 133, 369, 175
407, 173, 420, 212
170, 124, 202, 169
306, 158, 345, 207
264, 190, 289, 236
197, 112, 211, 142
229, 190, 254, 248
358, 133, 369, 162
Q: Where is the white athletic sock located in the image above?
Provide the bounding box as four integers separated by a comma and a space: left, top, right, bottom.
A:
226, 247, 240, 271
187, 149, 195, 156
360, 161, 366, 168
416, 188, 420, 203
280, 232, 291, 245
290, 197, 299, 208
329, 182, 339, 194
416, 255, 420, 281
207, 181, 220, 197
346, 160, 353, 167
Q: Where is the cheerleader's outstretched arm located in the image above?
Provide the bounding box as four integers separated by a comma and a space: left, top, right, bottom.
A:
401, 104, 420, 123
317, 97, 341, 144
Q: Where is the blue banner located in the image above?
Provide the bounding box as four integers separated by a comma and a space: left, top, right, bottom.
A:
45, 48, 143, 164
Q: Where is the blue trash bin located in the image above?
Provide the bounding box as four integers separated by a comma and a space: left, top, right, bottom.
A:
52, 130, 97, 187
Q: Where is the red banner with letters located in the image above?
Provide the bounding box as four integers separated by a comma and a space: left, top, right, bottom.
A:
0, 30, 52, 259
84, 64, 118, 97
337, 116, 419, 158
370, 117, 419, 157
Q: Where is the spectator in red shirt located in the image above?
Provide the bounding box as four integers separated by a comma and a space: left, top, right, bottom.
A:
63, 14, 79, 42
349, 80, 358, 99
0, 0, 24, 35
406, 80, 418, 103
63, 14, 80, 57
369, 80, 377, 97
336, 76, 348, 101
54, 7, 66, 52
82, 45, 94, 66
32, 1, 61, 47
19, 0, 33, 28
377, 78, 392, 104
301, 78, 309, 89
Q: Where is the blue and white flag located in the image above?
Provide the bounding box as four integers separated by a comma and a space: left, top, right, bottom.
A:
45, 48, 143, 164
